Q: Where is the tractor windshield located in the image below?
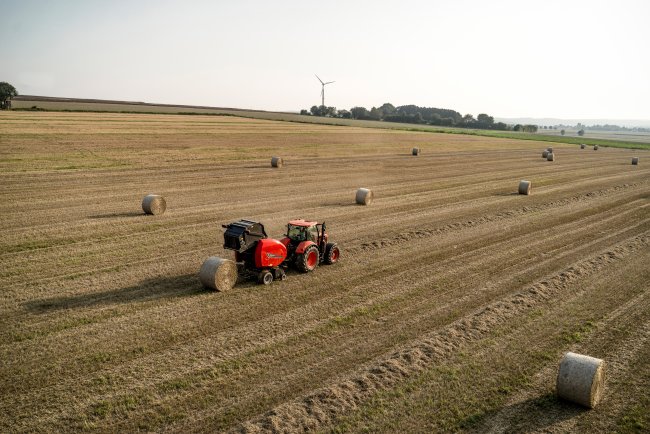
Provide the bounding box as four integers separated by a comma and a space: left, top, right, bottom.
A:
287, 224, 319, 242
287, 224, 306, 241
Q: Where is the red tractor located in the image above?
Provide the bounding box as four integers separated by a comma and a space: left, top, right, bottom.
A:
221, 219, 340, 285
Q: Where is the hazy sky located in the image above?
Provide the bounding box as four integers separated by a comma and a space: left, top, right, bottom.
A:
2, 0, 649, 119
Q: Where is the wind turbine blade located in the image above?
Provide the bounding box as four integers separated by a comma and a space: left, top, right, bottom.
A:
315, 74, 324, 84
324, 81, 335, 85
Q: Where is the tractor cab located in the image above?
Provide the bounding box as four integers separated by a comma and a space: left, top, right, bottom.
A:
287, 219, 324, 244
284, 219, 337, 272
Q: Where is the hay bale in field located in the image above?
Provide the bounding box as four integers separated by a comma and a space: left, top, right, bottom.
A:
547, 152, 555, 161
581, 144, 586, 149
412, 147, 420, 156
199, 256, 238, 291
271, 156, 284, 168
593, 145, 599, 150
632, 157, 639, 165
355, 188, 373, 205
542, 150, 549, 158
142, 194, 166, 215
518, 180, 531, 195
547, 147, 553, 153
556, 352, 605, 408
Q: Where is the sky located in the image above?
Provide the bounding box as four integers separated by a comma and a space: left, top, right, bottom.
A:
2, 0, 650, 119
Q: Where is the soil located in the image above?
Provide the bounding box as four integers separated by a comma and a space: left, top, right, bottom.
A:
1, 112, 648, 433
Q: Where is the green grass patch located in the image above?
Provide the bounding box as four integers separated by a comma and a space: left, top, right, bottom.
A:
89, 395, 145, 419
88, 352, 112, 364
0, 237, 78, 254
5, 315, 100, 344
561, 319, 596, 343
53, 162, 130, 170
90, 400, 112, 418
617, 394, 650, 433
478, 130, 650, 150
159, 379, 192, 392
325, 302, 390, 330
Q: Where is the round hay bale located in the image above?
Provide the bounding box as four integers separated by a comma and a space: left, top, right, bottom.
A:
542, 150, 549, 158
547, 147, 553, 153
593, 145, 599, 150
547, 152, 555, 161
412, 147, 420, 156
632, 157, 639, 165
518, 180, 531, 195
142, 194, 166, 215
556, 352, 605, 408
580, 144, 586, 149
199, 256, 238, 291
355, 188, 373, 205
271, 156, 283, 168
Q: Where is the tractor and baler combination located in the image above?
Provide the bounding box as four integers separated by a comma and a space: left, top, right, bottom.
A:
200, 219, 340, 291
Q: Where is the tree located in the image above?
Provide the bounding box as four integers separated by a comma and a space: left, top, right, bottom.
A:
513, 124, 523, 132
300, 109, 309, 115
350, 106, 369, 120
337, 109, 351, 119
378, 103, 396, 118
439, 116, 453, 126
309, 105, 334, 116
0, 82, 17, 109
577, 129, 585, 136
430, 113, 442, 125
462, 114, 475, 125
476, 113, 495, 129
325, 106, 337, 117
368, 107, 382, 120
560, 129, 566, 136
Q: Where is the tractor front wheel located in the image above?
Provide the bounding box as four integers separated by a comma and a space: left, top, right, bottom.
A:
324, 242, 340, 265
296, 245, 319, 273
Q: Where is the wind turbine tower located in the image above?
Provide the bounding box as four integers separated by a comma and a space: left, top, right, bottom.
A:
316, 74, 335, 107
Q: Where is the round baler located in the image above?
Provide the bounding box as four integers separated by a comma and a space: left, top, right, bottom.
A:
200, 219, 340, 289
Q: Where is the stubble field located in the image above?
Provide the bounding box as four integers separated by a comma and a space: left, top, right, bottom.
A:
1, 112, 649, 433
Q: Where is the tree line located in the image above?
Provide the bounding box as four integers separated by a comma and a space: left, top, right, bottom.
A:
300, 103, 537, 132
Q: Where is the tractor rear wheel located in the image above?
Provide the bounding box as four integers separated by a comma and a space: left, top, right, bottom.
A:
324, 242, 340, 264
296, 245, 319, 273
257, 270, 273, 285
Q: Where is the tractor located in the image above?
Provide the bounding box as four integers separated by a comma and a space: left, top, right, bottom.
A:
220, 218, 340, 285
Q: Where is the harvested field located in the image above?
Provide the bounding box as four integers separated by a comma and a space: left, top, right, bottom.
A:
1, 112, 649, 433
12, 96, 650, 151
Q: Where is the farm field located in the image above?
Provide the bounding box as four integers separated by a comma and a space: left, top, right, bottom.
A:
11, 96, 650, 151
1, 111, 649, 433
534, 128, 650, 144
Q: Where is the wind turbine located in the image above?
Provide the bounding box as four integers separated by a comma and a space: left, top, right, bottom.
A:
316, 74, 335, 107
